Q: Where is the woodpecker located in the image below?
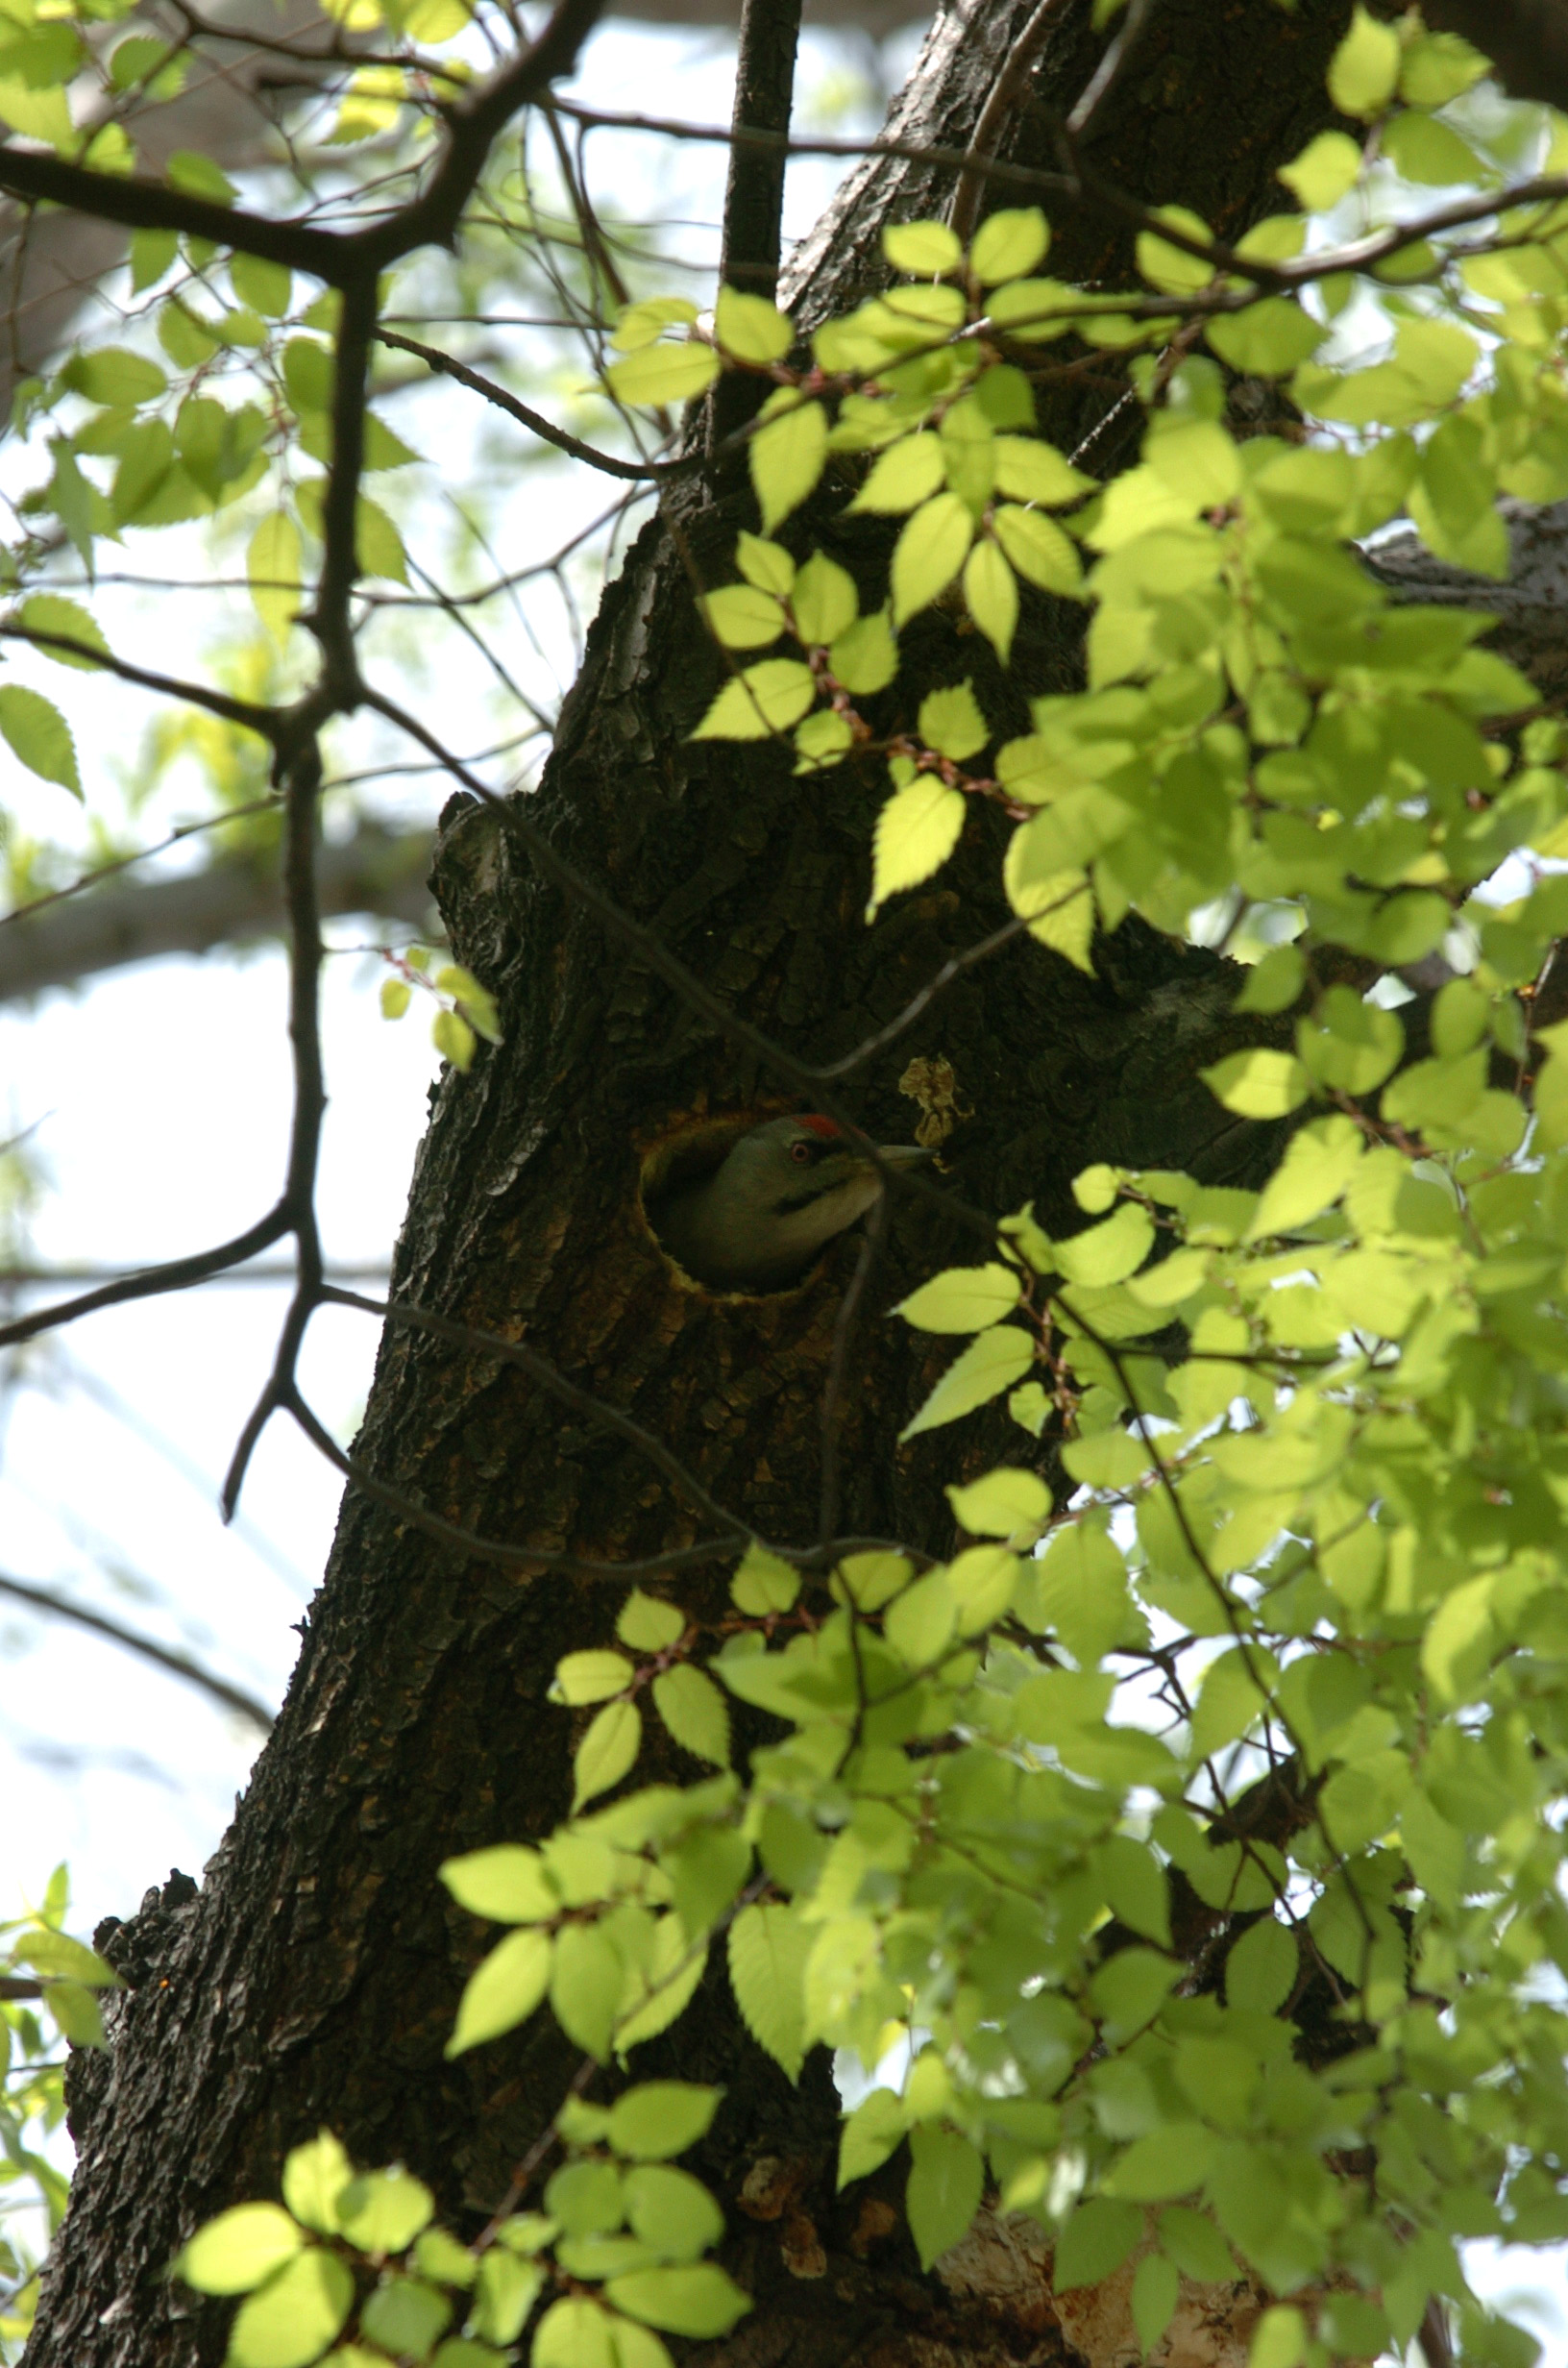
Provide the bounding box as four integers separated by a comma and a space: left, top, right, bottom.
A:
653, 1114, 930, 1294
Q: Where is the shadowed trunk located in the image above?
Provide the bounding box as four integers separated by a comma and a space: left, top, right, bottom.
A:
28, 6, 1381, 2362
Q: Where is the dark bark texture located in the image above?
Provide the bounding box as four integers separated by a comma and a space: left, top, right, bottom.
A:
30, 6, 1387, 2364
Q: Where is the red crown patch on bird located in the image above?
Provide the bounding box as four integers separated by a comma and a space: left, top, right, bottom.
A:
797, 1115, 842, 1139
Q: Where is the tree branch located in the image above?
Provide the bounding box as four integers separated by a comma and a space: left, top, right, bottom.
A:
0, 1571, 275, 1731
0, 821, 432, 1004
376, 328, 682, 480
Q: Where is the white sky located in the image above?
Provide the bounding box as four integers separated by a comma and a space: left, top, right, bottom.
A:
0, 17, 1563, 2356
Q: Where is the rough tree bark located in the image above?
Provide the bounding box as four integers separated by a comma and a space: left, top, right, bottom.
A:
26, 4, 1476, 2363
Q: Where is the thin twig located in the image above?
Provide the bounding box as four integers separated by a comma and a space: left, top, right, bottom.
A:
376, 329, 683, 481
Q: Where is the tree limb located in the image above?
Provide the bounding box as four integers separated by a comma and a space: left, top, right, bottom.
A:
0, 820, 433, 1002
0, 1571, 276, 1731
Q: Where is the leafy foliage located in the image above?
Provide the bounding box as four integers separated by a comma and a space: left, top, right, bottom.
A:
9, 0, 1568, 2360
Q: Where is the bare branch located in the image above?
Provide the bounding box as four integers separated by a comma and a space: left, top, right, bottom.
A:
0, 1207, 292, 1348
0, 821, 432, 1004
0, 1571, 275, 1731
376, 328, 683, 481
221, 741, 329, 1517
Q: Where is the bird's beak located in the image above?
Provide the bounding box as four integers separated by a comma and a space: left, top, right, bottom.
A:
874, 1144, 935, 1170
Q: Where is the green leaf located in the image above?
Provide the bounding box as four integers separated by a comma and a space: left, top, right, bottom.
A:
606, 2083, 722, 2161
1382, 110, 1482, 187
617, 1591, 685, 1652
884, 1568, 957, 1665
611, 296, 699, 354
232, 252, 292, 316
360, 2280, 452, 2358
1207, 298, 1324, 376
848, 432, 945, 515
839, 2088, 905, 2189
446, 1928, 553, 2056
1055, 1201, 1153, 1287
355, 498, 406, 585
337, 2169, 435, 2254
730, 1544, 799, 1615
606, 342, 719, 407
1136, 206, 1215, 295
1102, 2123, 1215, 2203
690, 658, 817, 742
992, 505, 1082, 593
1234, 944, 1305, 1016
918, 682, 988, 763
905, 2127, 983, 2271
869, 777, 966, 912
651, 1666, 729, 1767
623, 2167, 723, 2266
1099, 1835, 1171, 1946
178, 2206, 304, 2296
574, 1699, 643, 1809
1224, 1915, 1297, 2015
1158, 2206, 1237, 2285
1190, 1645, 1275, 1762
551, 1923, 625, 2060
946, 1467, 1050, 1537
1327, 6, 1402, 117
892, 492, 973, 623
727, 1904, 809, 2082
471, 2253, 546, 2346
963, 538, 1017, 662
1247, 1115, 1363, 1238
228, 2251, 355, 2368
1422, 1574, 1495, 1706
790, 554, 858, 646
282, 2134, 354, 2235
1251, 2305, 1310, 2368
604, 2266, 750, 2340
895, 1262, 1021, 1332
0, 684, 78, 796
970, 208, 1048, 284
748, 399, 827, 532
734, 534, 795, 595
829, 610, 897, 695
431, 1008, 476, 1072
992, 436, 1090, 506
551, 1650, 634, 1707
1132, 2253, 1180, 2354
130, 227, 177, 290
1054, 2198, 1142, 2290
900, 1326, 1035, 1440
249, 512, 303, 648
1199, 1048, 1310, 1119
884, 219, 962, 276
13, 595, 109, 669
1277, 131, 1362, 212
1400, 28, 1487, 105
533, 2298, 616, 2368
62, 347, 166, 408
1296, 988, 1403, 1096
167, 148, 235, 202
713, 286, 793, 364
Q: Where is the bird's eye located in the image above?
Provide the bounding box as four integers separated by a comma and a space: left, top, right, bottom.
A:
790, 1140, 813, 1164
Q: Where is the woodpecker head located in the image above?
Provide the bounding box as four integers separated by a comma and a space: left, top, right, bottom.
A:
652, 1114, 931, 1294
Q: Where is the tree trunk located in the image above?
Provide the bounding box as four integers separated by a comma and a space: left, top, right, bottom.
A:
27, 6, 1369, 2363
